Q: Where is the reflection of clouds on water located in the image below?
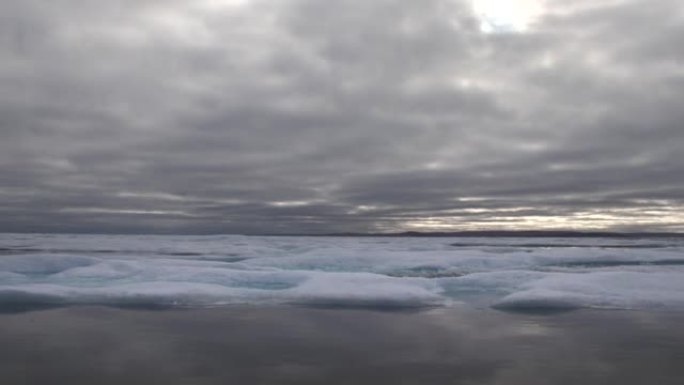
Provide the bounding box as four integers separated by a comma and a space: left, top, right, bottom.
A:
0, 306, 682, 384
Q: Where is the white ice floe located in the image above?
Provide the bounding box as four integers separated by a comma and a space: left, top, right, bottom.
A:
0, 233, 683, 311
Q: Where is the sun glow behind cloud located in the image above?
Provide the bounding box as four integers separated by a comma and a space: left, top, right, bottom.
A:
402, 202, 684, 232
471, 0, 545, 33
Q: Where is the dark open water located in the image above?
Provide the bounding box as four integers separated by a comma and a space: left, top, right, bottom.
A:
0, 306, 682, 385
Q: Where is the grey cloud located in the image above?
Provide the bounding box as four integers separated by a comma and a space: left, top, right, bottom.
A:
1, 0, 683, 233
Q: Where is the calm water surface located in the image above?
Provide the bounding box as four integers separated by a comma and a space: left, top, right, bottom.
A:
0, 306, 682, 385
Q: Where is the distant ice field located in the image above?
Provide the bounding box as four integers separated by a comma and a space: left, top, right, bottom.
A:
1, 234, 683, 312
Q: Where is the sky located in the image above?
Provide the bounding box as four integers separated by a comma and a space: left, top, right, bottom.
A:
1, 0, 683, 234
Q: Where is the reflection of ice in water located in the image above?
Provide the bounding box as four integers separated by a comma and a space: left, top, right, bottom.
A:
1, 233, 683, 311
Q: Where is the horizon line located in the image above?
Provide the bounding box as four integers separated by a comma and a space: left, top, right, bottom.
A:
2, 230, 684, 238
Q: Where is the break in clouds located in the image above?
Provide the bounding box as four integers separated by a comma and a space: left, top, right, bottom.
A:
1, 0, 683, 234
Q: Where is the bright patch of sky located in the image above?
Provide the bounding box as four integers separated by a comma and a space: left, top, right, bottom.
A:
472, 0, 545, 33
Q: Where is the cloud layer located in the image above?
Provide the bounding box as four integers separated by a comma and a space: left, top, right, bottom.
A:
1, 0, 683, 233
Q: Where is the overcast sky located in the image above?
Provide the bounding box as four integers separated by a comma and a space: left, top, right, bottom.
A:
1, 0, 683, 234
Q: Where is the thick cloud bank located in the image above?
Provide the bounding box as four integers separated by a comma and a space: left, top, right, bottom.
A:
1, 0, 683, 233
